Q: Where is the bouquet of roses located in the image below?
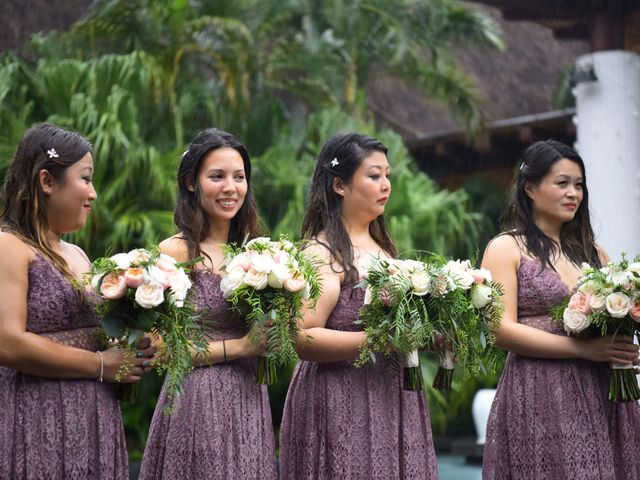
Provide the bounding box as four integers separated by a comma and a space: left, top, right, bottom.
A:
355, 257, 441, 391
220, 236, 322, 384
550, 254, 640, 402
89, 247, 206, 410
429, 258, 504, 392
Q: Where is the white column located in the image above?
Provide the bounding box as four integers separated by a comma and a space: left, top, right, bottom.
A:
573, 51, 640, 260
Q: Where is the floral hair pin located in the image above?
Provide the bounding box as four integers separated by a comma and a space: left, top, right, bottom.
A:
330, 157, 339, 167
47, 148, 59, 158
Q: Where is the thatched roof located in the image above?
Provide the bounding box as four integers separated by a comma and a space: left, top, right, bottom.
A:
0, 0, 86, 52
367, 3, 589, 145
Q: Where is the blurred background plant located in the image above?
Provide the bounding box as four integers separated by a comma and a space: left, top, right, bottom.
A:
0, 0, 506, 458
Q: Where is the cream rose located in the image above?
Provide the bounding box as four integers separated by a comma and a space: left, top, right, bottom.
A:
579, 280, 599, 295
563, 308, 590, 334
168, 268, 192, 307
267, 263, 291, 289
607, 270, 631, 288
470, 268, 492, 285
605, 292, 631, 318
589, 294, 606, 312
128, 248, 151, 265
135, 281, 165, 308
283, 272, 306, 292
471, 284, 493, 309
410, 271, 431, 296
148, 265, 170, 288
100, 273, 127, 299
124, 267, 146, 288
220, 267, 246, 298
244, 268, 268, 290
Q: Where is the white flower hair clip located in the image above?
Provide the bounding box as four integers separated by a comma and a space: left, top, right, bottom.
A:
330, 157, 339, 167
47, 148, 59, 158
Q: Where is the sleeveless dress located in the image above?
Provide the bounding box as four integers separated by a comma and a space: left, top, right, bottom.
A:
0, 253, 127, 480
279, 283, 439, 479
139, 269, 277, 480
483, 257, 640, 479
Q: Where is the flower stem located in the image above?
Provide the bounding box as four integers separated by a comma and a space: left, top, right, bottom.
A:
256, 356, 277, 385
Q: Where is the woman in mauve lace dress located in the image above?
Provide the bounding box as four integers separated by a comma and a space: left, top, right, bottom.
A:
0, 123, 154, 480
279, 132, 439, 480
481, 140, 640, 480
139, 127, 276, 480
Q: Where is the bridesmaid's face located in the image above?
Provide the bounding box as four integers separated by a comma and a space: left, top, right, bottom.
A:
526, 158, 584, 225
193, 147, 247, 222
336, 151, 391, 223
43, 153, 97, 234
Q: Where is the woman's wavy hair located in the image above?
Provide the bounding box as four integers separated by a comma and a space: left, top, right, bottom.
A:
301, 132, 396, 284
1, 123, 93, 279
502, 139, 600, 270
174, 127, 264, 263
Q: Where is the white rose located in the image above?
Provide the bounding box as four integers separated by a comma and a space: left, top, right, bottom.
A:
410, 271, 431, 296
250, 253, 275, 274
246, 237, 272, 249
605, 292, 631, 318
579, 279, 599, 295
267, 263, 291, 289
563, 308, 590, 334
607, 270, 631, 288
244, 268, 268, 290
443, 260, 475, 290
168, 268, 192, 307
471, 284, 493, 309
628, 262, 640, 283
148, 265, 170, 288
135, 281, 165, 309
110, 252, 132, 270
589, 294, 606, 312
220, 267, 246, 298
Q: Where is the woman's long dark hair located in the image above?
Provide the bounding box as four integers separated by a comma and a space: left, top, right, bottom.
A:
1, 123, 93, 280
502, 139, 600, 269
301, 132, 396, 284
174, 128, 264, 263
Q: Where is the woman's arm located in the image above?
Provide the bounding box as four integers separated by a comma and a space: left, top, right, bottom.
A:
484, 234, 638, 364
0, 233, 147, 382
295, 243, 366, 363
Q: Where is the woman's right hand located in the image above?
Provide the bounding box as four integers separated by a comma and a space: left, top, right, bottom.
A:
240, 323, 269, 357
579, 335, 639, 365
100, 343, 156, 383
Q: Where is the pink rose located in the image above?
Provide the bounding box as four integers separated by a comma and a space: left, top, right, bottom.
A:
470, 268, 492, 285
283, 272, 306, 293
630, 301, 640, 322
100, 273, 127, 299
156, 254, 178, 274
568, 291, 592, 315
124, 267, 146, 288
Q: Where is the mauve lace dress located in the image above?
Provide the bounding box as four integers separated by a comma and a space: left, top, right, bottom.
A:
139, 269, 276, 480
279, 283, 439, 480
483, 257, 640, 480
0, 253, 128, 480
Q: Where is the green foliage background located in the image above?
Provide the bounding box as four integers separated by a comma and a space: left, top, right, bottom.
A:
0, 0, 506, 458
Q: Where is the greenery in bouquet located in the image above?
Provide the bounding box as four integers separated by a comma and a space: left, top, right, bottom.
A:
550, 254, 640, 401
89, 247, 206, 412
429, 256, 504, 392
220, 236, 322, 384
355, 257, 440, 391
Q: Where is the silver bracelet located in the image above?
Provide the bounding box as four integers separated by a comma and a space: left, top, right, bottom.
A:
96, 351, 104, 382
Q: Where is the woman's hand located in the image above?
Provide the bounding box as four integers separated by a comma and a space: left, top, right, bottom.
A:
100, 341, 157, 383
240, 323, 269, 357
579, 335, 639, 365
